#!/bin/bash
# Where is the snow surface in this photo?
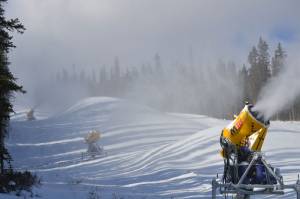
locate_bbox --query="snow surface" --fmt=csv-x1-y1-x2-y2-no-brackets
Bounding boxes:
2,97,300,198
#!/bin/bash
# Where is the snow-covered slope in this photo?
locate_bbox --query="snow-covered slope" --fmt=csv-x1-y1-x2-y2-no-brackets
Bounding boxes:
4,97,300,198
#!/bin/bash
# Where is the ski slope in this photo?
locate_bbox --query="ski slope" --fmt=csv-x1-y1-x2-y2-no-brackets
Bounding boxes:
3,97,300,198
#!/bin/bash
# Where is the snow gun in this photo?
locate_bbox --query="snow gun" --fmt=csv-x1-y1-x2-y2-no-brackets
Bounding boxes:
82,130,106,159
212,102,300,199
220,103,269,157
26,108,35,121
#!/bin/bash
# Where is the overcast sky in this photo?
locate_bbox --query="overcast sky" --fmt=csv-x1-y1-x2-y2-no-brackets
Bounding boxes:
5,0,300,84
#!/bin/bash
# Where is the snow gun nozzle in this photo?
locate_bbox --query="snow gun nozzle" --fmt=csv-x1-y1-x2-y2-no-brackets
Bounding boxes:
247,103,270,127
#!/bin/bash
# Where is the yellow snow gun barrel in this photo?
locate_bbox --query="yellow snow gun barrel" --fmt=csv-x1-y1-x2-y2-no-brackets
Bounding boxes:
220,104,270,157
85,130,101,143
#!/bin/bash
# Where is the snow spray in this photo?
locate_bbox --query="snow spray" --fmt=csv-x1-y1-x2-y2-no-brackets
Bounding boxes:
254,62,300,120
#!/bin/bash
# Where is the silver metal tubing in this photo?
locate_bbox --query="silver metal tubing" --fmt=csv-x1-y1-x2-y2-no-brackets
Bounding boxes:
212,178,217,199
261,158,284,185
237,154,257,185
212,177,300,198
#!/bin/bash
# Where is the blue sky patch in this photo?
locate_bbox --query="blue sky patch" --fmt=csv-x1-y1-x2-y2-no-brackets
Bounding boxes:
271,26,297,43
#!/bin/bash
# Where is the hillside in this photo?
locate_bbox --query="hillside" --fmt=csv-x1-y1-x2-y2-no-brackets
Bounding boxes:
3,97,300,198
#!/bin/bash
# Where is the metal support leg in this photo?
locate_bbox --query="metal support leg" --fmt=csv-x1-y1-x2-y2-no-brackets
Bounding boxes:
213,152,300,198
238,155,257,185
212,178,217,199
296,174,300,199
261,159,283,185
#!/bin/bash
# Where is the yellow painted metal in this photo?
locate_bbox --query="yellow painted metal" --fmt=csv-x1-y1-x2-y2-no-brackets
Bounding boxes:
85,130,101,143
220,105,269,156
249,128,267,151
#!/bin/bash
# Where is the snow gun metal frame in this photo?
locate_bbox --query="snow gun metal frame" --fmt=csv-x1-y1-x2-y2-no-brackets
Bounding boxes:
211,152,300,198
212,103,300,198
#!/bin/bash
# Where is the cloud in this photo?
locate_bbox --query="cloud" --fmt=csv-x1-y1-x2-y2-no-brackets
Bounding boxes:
4,0,300,111
6,0,300,69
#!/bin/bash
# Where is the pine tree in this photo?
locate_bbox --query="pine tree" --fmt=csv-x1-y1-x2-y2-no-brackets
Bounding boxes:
271,43,286,119
257,37,271,83
0,0,25,174
248,46,259,103
113,56,120,80
248,38,271,103
99,66,107,84
154,53,162,73
239,64,250,104
271,42,286,77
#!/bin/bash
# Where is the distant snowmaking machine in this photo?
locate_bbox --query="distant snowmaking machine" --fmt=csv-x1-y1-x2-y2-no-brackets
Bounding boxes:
212,103,300,199
26,108,35,121
82,130,105,159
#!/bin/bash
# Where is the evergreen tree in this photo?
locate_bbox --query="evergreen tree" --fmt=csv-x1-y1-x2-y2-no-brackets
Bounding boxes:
113,56,120,80
0,0,25,174
271,42,286,77
239,65,250,103
257,37,271,82
0,4,38,193
154,53,162,73
248,46,259,102
99,66,107,84
271,43,286,119
248,38,271,103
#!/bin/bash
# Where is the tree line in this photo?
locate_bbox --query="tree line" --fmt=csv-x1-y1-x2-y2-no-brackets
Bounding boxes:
55,38,299,120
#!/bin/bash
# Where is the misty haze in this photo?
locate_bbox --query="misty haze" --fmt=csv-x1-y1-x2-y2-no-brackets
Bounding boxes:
1,1,300,199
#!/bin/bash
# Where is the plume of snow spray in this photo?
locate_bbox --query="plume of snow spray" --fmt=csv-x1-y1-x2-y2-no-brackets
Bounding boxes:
254,62,300,120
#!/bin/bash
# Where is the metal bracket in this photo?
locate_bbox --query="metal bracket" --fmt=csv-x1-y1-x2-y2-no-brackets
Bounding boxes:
212,178,300,198
212,153,300,198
